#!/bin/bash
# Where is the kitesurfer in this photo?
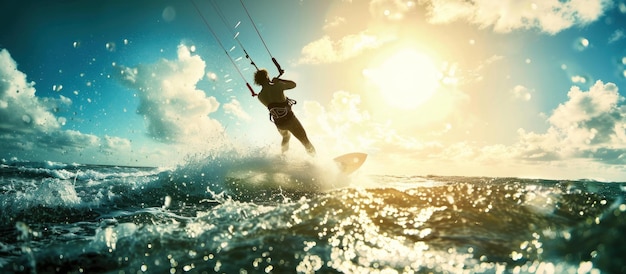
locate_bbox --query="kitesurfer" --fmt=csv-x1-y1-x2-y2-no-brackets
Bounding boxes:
254,69,316,156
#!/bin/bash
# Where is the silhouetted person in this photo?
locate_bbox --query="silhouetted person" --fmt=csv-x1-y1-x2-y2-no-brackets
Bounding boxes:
254,69,316,156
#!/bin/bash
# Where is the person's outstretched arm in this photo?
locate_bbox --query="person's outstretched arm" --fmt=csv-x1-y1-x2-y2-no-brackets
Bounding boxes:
272,78,296,90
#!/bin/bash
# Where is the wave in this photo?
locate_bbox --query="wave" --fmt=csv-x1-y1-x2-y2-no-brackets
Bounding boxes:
0,150,355,226
2,153,626,273
1,157,77,170
168,150,357,201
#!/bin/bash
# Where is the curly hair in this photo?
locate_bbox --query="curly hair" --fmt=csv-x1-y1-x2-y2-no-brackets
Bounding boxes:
254,69,270,86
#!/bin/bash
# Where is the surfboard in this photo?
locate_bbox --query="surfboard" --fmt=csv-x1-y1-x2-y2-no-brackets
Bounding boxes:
334,152,367,175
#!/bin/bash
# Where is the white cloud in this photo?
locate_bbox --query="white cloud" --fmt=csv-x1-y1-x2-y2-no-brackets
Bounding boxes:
517,81,626,164
37,130,100,152
118,44,223,144
223,99,251,121
301,90,459,169
297,90,475,176
419,81,626,178
298,32,394,64
0,49,64,133
294,82,626,180
323,16,347,30
298,0,412,65
101,135,132,154
302,90,387,153
369,0,416,20
0,48,132,162
511,85,533,101
549,81,623,145
608,29,625,44
417,0,611,34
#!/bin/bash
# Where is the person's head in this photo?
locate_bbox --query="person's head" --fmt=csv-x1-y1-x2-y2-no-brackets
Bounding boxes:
254,69,270,86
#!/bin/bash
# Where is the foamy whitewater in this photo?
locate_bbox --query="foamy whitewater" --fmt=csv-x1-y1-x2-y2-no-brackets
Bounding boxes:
1,152,625,273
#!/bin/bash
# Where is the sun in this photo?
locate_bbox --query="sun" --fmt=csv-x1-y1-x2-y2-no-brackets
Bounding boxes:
363,50,440,110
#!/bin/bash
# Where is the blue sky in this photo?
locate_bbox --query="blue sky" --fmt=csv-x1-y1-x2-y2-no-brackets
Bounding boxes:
2,0,626,180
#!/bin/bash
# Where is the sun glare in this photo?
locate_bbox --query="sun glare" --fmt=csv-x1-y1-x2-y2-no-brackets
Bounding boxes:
364,50,440,110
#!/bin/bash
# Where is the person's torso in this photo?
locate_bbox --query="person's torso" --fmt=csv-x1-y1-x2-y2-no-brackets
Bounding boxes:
258,84,286,107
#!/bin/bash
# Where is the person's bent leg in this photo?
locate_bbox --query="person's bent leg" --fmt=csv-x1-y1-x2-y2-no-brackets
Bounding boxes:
288,118,316,156
277,128,291,154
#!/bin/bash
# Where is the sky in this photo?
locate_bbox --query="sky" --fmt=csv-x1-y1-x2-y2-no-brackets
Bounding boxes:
2,0,626,181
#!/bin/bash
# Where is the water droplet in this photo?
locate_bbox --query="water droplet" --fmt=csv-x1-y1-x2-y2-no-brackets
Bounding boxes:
207,72,217,81
162,6,176,22
580,38,589,47
105,42,116,52
574,37,589,51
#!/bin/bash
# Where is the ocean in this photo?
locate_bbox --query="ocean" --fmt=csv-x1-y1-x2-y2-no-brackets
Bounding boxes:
1,153,625,274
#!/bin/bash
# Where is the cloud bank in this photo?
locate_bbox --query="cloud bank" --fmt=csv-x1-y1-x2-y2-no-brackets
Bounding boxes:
118,45,223,144
298,0,610,65
0,48,131,162
0,49,65,133
298,33,394,65
301,81,626,180
517,81,626,165
223,99,251,122
418,0,611,34
1,44,245,166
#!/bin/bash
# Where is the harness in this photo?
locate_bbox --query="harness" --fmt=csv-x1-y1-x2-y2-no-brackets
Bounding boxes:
267,98,297,126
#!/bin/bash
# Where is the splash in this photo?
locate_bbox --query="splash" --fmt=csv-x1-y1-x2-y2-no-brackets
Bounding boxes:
167,148,355,203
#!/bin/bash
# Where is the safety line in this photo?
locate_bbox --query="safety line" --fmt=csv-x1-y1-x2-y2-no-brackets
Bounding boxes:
238,0,272,57
209,0,260,71
190,0,257,96
238,0,284,77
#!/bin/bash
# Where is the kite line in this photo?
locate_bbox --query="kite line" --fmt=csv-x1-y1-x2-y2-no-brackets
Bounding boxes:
190,0,286,96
